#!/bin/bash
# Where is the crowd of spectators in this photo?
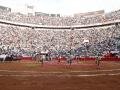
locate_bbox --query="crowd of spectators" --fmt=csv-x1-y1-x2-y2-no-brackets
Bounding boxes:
0,9,120,26
0,24,120,57
0,9,120,58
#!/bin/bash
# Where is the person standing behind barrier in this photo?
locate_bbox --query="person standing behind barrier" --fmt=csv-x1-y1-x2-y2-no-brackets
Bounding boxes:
40,54,45,65
41,49,48,65
58,55,62,63
35,53,41,63
95,56,101,67
76,55,80,64
67,54,72,65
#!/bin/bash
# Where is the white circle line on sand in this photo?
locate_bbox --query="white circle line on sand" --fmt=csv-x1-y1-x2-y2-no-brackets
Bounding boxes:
0,73,120,77
0,69,120,74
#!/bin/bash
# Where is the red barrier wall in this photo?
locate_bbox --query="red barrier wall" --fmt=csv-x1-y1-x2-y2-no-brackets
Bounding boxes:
22,56,33,60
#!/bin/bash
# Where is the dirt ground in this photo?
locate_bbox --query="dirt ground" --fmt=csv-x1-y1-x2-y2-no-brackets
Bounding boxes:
0,61,120,90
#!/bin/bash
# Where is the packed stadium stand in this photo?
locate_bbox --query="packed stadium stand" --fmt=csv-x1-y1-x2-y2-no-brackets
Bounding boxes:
0,9,120,61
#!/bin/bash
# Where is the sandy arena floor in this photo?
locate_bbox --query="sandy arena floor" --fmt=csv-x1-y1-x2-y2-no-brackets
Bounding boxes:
0,60,120,90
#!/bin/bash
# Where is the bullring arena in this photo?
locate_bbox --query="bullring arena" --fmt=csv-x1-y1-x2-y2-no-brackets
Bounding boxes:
1,61,120,90
1,8,120,90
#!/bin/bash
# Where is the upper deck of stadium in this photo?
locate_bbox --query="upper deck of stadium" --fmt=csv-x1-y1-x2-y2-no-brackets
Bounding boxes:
0,9,120,28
